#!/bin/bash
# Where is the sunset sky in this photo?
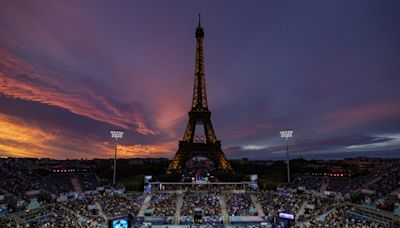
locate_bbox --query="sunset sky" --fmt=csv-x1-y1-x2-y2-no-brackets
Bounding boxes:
0,1,399,160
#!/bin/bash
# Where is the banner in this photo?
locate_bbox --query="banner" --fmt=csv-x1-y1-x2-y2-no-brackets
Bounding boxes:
144,176,152,193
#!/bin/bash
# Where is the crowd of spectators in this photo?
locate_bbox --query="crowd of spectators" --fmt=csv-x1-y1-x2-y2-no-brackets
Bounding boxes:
367,169,399,198
325,178,352,192
0,173,41,200
148,193,176,216
0,216,19,227
226,192,256,216
0,192,144,227
181,192,221,216
61,197,106,224
299,196,337,223
0,204,104,228
0,159,101,196
78,173,101,192
99,193,143,218
1,158,399,227
180,215,194,224
29,205,103,228
256,190,340,224
307,204,387,228
257,191,304,217
290,177,324,191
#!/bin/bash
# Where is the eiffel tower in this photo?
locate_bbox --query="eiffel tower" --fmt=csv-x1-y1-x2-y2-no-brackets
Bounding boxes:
168,16,234,175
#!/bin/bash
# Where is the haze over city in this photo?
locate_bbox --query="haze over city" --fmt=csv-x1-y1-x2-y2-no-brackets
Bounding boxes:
0,1,399,160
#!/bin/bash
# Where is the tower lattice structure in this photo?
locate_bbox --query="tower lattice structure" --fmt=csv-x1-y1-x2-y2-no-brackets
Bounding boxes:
168,16,234,174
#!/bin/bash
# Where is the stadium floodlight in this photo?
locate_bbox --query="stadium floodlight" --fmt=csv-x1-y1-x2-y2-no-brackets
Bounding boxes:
280,129,293,185
110,130,124,186
111,130,124,139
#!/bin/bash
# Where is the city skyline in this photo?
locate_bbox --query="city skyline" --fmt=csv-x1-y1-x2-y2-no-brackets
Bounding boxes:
0,1,400,160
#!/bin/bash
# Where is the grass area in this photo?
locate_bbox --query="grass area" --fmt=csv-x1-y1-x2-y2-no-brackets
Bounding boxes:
259,175,285,190
118,175,144,191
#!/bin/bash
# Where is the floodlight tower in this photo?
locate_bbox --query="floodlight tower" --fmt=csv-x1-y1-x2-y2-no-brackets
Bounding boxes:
280,129,293,185
110,130,124,186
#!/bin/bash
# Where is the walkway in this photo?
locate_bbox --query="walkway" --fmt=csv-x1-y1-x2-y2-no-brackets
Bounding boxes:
218,194,229,224
138,194,152,216
70,177,83,193
365,177,381,188
296,200,308,217
174,191,183,224
95,201,108,222
320,182,328,192
250,194,265,216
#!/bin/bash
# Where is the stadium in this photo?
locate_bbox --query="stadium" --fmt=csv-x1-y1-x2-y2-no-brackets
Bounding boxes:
1,1,400,228
0,157,399,227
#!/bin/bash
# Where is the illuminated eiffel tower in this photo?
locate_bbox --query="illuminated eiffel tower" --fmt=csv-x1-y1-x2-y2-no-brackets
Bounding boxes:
168,16,234,175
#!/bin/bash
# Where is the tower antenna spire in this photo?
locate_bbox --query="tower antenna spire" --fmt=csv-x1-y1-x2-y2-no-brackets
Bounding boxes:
198,13,201,27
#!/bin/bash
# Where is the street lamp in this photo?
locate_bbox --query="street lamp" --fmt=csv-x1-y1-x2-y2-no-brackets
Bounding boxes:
280,129,293,185
110,130,124,186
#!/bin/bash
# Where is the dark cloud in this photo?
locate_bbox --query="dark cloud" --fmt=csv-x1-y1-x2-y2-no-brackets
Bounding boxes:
225,134,397,160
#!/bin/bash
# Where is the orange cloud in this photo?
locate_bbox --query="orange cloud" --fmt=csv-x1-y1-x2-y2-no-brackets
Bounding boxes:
0,113,57,157
0,112,175,159
0,113,107,159
117,141,176,158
